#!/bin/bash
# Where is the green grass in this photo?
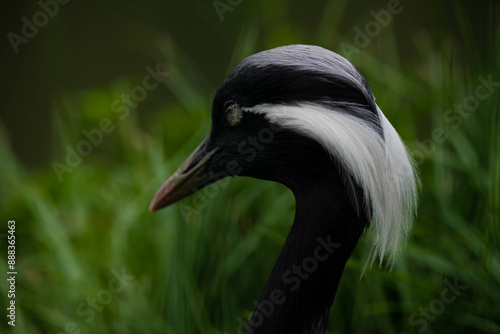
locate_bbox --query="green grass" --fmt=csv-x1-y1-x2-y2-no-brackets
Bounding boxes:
1,1,499,333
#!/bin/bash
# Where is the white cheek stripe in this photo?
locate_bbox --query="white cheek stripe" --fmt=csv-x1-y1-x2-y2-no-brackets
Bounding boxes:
244,103,419,273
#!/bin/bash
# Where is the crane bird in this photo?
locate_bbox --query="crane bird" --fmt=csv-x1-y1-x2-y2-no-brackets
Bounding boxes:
150,44,418,334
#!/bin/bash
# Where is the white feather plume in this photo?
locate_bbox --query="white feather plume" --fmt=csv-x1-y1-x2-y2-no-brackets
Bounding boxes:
245,102,419,273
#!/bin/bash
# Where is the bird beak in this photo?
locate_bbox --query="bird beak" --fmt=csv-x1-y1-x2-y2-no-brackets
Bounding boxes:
149,137,218,211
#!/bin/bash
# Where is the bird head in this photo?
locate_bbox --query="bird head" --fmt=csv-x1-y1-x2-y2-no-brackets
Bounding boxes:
150,44,418,270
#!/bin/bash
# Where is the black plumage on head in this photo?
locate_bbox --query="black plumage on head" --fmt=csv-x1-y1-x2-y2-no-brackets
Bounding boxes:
150,44,419,334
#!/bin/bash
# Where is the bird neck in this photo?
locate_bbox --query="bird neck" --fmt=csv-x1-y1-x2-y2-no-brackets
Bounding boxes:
245,180,367,334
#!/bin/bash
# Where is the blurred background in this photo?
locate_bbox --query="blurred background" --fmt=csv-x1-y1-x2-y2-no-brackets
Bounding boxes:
0,0,499,333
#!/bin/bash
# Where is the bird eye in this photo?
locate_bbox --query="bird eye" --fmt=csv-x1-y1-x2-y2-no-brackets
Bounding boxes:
225,103,243,126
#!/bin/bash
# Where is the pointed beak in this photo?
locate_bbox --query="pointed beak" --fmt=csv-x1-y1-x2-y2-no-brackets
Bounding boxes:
149,137,218,211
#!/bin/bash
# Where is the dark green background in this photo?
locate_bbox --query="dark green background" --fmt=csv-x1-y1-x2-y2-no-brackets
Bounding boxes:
0,0,499,333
